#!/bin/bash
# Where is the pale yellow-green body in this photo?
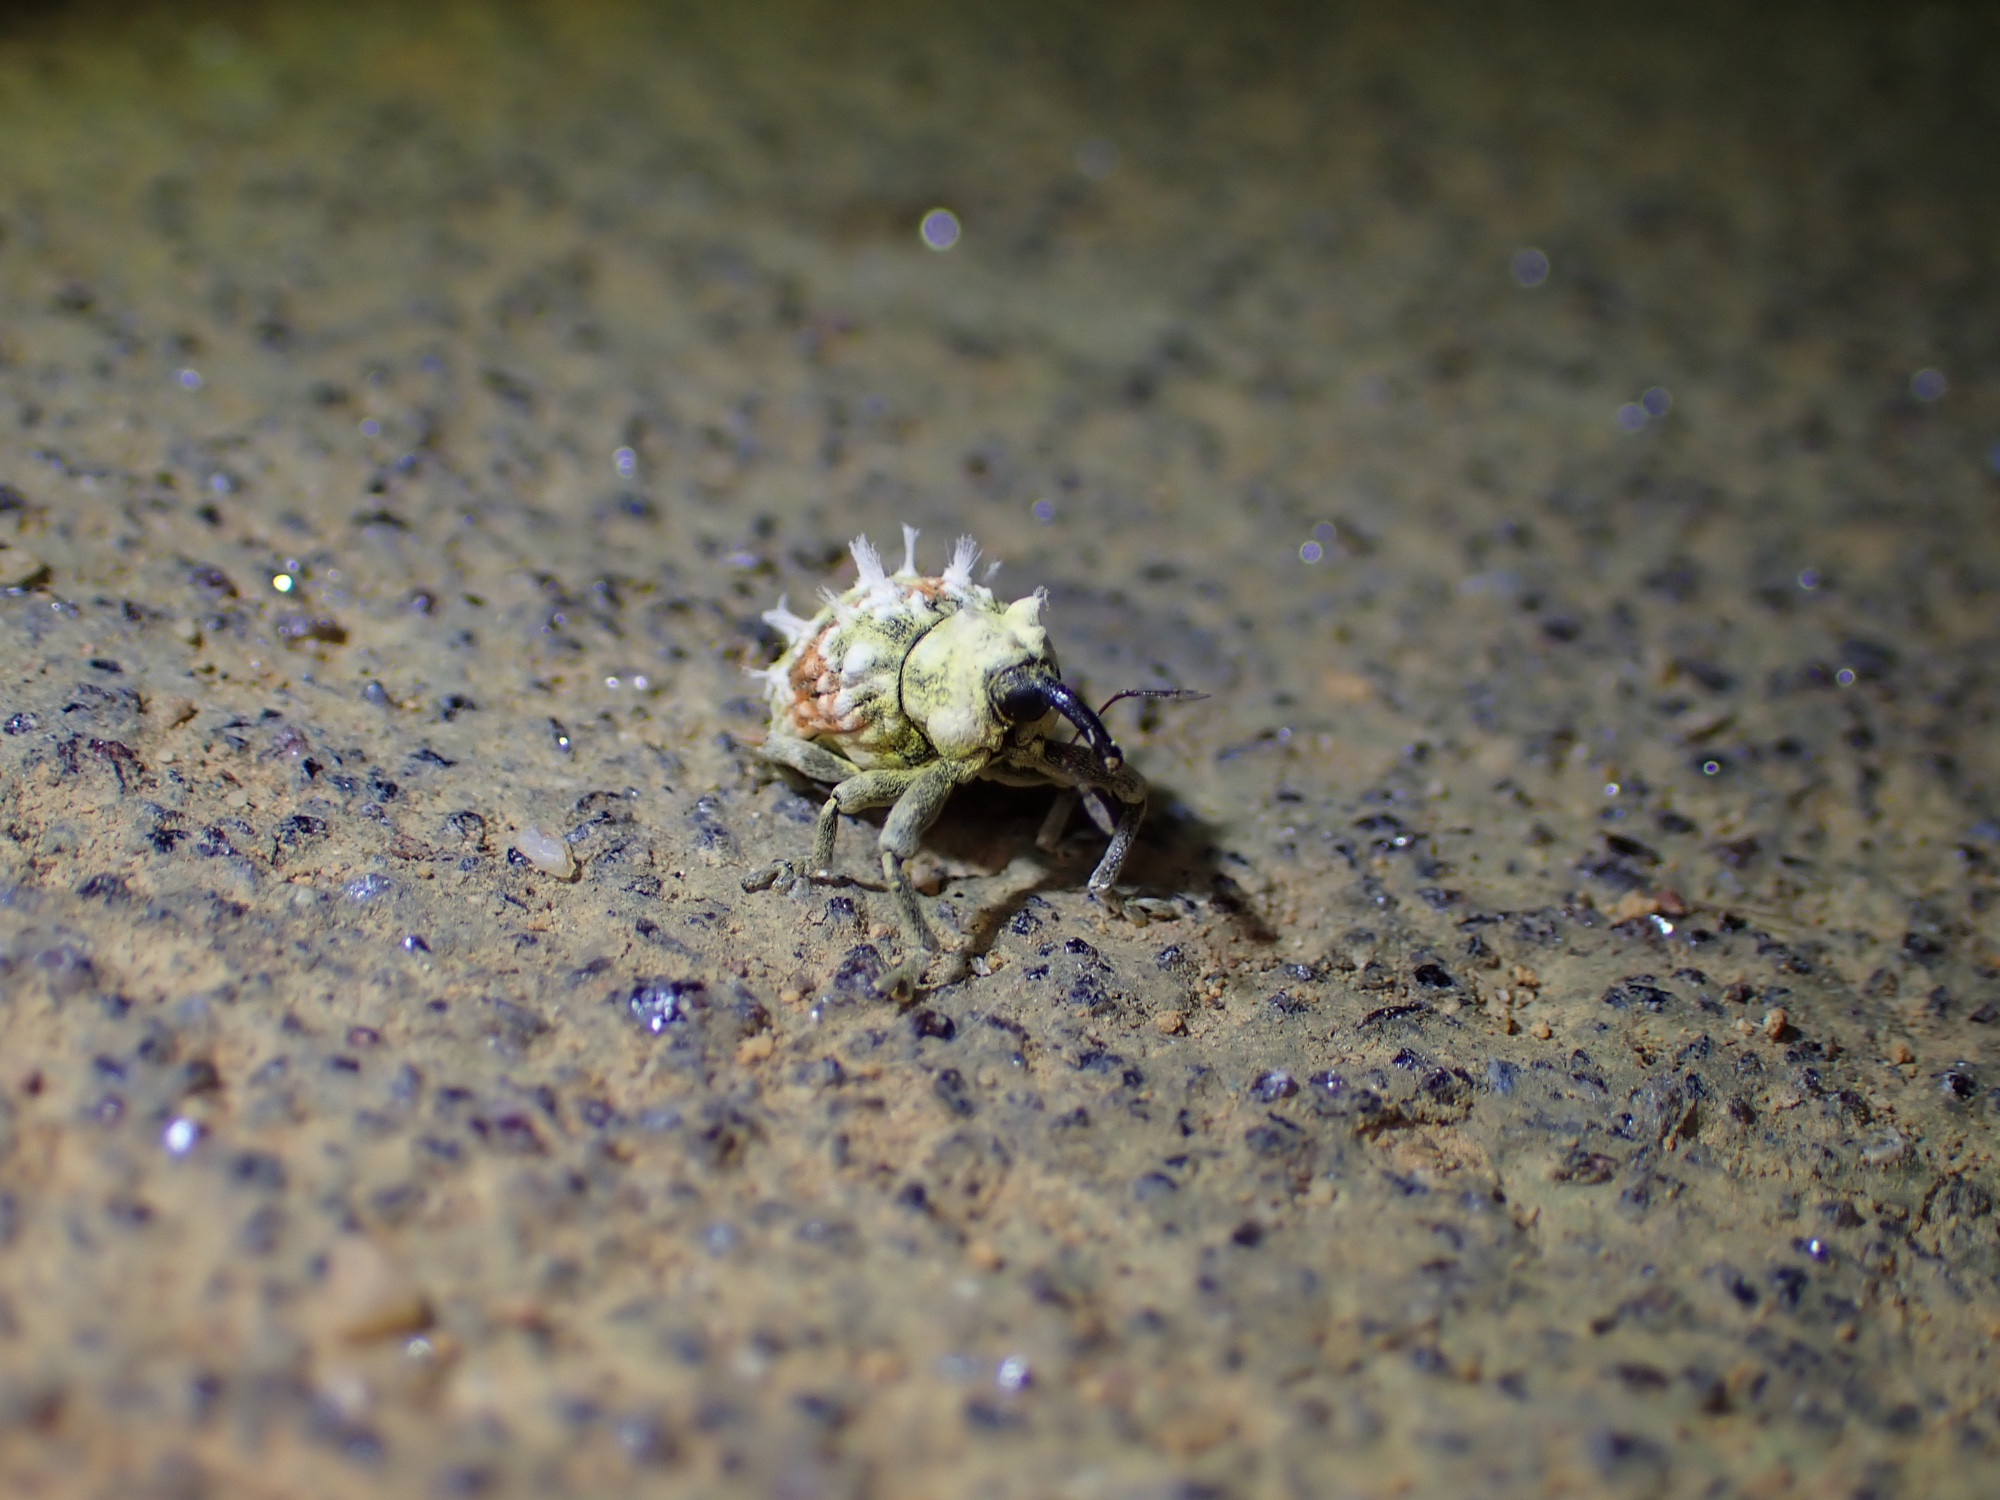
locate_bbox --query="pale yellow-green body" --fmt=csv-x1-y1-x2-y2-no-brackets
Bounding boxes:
747,529,1147,993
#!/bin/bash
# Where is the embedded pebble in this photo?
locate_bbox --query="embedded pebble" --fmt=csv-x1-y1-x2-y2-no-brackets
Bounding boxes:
516,825,575,878
0,546,46,587
316,1236,433,1343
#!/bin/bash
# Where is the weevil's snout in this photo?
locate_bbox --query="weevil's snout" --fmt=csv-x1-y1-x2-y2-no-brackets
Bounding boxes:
1043,680,1123,771
991,667,1121,767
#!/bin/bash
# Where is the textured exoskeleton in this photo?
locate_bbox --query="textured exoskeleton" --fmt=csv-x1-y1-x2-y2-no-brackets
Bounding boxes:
749,527,1145,987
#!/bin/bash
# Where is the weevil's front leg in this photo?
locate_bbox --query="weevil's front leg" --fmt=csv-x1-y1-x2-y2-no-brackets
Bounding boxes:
1088,781,1146,895
876,758,981,997
878,759,974,953
1038,740,1148,897
759,733,863,786
814,767,921,877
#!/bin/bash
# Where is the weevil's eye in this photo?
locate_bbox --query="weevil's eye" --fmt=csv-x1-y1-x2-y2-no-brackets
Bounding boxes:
992,673,1049,724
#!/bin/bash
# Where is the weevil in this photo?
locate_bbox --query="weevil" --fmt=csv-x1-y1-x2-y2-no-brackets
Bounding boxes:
747,527,1156,991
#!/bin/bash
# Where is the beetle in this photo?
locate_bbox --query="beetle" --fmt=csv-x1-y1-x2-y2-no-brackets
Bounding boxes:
746,527,1150,989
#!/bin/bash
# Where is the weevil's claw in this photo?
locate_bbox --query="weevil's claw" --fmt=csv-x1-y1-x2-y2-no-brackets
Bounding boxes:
878,945,967,1002
741,862,787,893
879,955,925,1003
742,859,823,897
1089,886,1177,926
1035,789,1078,854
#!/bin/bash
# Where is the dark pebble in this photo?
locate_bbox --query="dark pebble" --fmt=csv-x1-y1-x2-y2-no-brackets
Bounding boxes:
626,979,703,1033
1249,1069,1296,1103
933,1068,976,1118
910,1008,956,1042
963,1398,1026,1431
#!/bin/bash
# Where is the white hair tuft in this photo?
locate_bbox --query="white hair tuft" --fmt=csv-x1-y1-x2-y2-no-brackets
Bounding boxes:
850,534,886,587
943,534,981,590
760,596,814,645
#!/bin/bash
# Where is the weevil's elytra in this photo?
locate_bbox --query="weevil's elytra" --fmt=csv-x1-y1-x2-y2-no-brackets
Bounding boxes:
748,526,1149,992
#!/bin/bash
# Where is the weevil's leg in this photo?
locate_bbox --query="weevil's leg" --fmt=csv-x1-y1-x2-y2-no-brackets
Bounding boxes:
1039,741,1148,895
874,759,979,998
1035,789,1078,852
810,795,840,875
746,735,871,886
759,733,861,785
819,768,923,877
745,743,912,891
1087,779,1147,893
1079,788,1119,838
877,760,968,953
986,745,1080,853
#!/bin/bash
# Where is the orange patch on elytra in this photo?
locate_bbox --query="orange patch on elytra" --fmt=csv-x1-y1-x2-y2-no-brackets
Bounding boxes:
782,631,859,738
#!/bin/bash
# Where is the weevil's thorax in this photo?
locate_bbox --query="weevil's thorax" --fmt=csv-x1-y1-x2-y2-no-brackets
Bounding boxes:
900,594,1054,760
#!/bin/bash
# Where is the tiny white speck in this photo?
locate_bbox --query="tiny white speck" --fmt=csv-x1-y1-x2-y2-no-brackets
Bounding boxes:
605,676,620,690
1299,540,1323,564
271,573,294,593
614,446,637,477
996,1355,1032,1392
162,1117,201,1156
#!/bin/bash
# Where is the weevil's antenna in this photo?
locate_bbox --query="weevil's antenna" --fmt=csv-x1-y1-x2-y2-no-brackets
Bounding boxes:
1052,686,1207,757
1045,682,1121,770
1095,688,1210,714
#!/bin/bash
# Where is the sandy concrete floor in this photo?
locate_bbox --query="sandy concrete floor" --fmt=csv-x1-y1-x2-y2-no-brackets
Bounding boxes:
1,2,1997,1495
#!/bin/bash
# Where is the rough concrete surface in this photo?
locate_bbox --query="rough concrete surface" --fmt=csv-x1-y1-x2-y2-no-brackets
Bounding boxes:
1,3,1998,1496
